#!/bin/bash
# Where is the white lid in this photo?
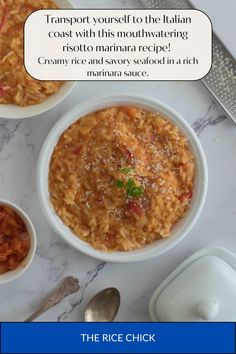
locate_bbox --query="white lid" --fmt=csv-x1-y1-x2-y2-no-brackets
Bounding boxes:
149,246,236,321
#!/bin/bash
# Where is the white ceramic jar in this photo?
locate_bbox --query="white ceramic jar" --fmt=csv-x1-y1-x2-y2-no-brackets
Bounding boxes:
149,246,236,321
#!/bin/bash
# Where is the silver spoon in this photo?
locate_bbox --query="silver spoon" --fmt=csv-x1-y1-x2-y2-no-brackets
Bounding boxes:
84,288,120,322
25,276,80,322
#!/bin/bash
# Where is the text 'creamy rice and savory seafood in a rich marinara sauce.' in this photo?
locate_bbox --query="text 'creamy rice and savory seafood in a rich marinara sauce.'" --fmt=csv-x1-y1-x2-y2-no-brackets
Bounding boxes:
0,0,63,106
49,106,195,252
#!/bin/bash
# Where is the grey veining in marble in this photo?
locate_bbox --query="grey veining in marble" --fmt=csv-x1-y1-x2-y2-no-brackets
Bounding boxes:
0,0,236,322
191,102,227,137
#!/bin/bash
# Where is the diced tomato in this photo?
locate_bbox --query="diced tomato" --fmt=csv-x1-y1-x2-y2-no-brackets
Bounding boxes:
0,81,10,97
121,106,137,119
0,206,30,274
178,191,193,202
0,86,6,97
123,145,134,160
0,212,5,223
96,193,104,206
0,263,8,274
0,7,9,33
178,162,187,168
105,232,116,248
151,134,157,142
127,200,144,216
72,145,82,155
116,160,122,168
7,256,18,270
10,237,22,252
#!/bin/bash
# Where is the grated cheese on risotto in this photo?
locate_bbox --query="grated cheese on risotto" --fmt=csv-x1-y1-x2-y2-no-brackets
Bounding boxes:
49,106,195,252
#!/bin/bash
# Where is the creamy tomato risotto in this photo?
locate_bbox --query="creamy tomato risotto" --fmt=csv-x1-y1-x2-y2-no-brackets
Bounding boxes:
0,0,63,106
49,106,195,252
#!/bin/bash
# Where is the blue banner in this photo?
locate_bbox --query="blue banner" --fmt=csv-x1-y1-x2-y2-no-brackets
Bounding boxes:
1,322,235,354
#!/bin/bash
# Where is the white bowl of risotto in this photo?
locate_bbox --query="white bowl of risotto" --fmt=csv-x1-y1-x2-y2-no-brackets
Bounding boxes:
0,0,75,119
37,95,208,263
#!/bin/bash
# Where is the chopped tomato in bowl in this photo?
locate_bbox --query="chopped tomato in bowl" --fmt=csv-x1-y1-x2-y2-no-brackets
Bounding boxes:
0,200,36,283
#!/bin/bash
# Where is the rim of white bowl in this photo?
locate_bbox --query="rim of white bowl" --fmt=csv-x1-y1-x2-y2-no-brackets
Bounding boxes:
0,81,77,120
0,200,37,284
0,0,75,120
37,94,208,263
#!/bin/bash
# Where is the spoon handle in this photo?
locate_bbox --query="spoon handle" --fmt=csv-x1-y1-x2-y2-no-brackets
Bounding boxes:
25,276,80,322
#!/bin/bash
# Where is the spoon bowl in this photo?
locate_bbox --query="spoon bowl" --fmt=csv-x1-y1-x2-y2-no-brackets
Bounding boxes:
84,288,120,322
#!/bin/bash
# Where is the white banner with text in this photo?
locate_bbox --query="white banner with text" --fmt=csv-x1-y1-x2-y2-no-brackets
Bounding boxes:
24,10,212,81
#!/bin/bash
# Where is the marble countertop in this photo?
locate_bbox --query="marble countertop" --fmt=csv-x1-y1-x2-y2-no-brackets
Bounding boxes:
1,0,236,322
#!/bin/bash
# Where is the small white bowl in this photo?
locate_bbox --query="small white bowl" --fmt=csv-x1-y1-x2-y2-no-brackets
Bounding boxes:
0,0,75,120
37,95,208,263
0,200,37,284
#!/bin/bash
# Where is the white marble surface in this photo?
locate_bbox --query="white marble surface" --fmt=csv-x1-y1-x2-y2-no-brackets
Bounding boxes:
0,0,236,322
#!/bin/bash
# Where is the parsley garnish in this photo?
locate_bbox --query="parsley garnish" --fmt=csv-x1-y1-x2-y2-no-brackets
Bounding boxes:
126,179,144,197
120,167,133,174
126,178,135,191
115,178,144,198
127,186,144,198
116,180,125,189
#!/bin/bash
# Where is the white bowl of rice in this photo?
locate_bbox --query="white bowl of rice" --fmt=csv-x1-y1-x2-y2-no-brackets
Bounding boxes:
0,0,75,119
37,95,208,263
